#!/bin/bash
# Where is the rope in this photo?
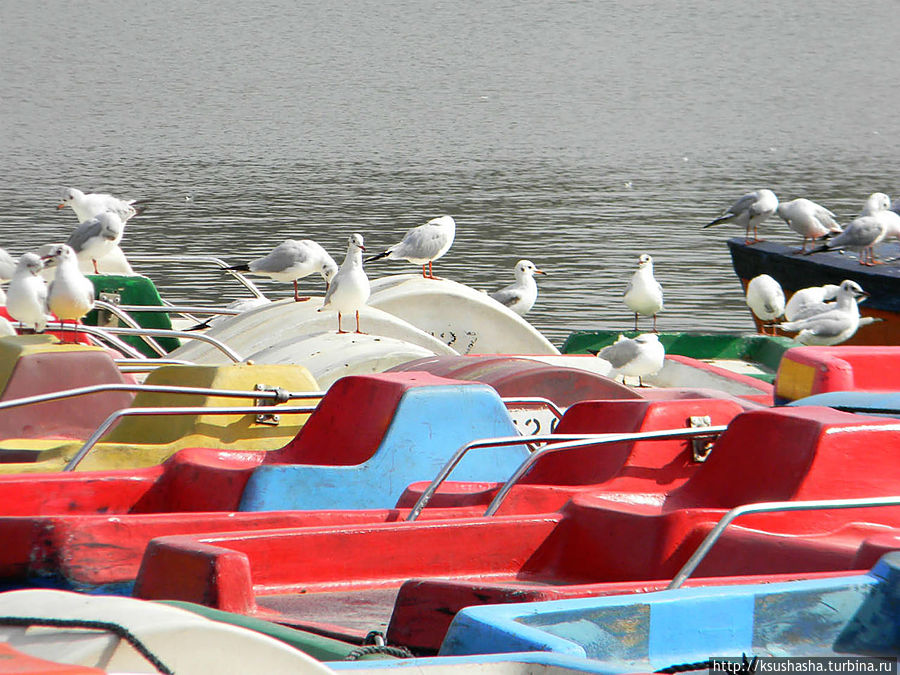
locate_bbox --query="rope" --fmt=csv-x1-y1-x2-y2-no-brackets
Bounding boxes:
343,644,415,660
656,654,759,674
0,616,174,675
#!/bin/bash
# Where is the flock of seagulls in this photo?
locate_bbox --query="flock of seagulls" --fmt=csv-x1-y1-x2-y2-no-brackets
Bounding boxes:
0,182,894,384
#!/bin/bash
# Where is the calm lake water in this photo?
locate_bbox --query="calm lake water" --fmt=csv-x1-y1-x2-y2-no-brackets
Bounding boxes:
2,1,899,346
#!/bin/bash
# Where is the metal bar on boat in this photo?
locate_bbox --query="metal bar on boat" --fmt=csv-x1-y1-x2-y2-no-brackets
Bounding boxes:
74,325,244,362
667,495,900,590
114,305,245,315
126,254,268,299
92,301,169,357
483,426,729,517
0,383,326,412
63,403,320,471
12,322,148,360
501,397,565,420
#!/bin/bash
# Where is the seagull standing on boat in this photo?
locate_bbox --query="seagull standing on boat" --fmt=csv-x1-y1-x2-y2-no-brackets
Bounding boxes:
66,211,127,274
778,279,868,345
57,187,144,224
594,333,665,386
44,244,95,325
318,233,370,334
624,254,663,332
365,215,455,279
804,215,886,265
488,260,546,316
784,284,841,322
228,239,338,301
776,198,842,251
704,189,779,243
6,253,50,333
857,192,900,244
745,274,785,334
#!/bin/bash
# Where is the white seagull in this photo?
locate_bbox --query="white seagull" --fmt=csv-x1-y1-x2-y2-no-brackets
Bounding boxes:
624,253,663,331
66,211,127,274
805,215,886,265
0,248,16,283
784,284,841,322
44,244,95,324
488,260,546,316
776,198,842,251
6,253,50,332
704,189,779,243
57,187,144,223
859,193,900,243
366,215,456,279
595,333,666,387
745,274,785,334
779,279,868,345
228,239,337,302
318,233,370,333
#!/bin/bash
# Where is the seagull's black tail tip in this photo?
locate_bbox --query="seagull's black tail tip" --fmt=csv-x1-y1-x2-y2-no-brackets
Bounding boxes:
227,262,251,272
364,251,390,263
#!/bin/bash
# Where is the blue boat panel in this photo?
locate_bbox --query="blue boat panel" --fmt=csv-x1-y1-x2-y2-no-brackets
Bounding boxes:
786,391,900,418
239,383,529,511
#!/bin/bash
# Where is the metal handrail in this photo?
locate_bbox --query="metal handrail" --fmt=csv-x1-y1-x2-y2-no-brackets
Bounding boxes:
0,383,326,412
484,426,728,516
13,321,147,360
405,425,726,521
73,325,244,362
63,403,320,471
667,495,900,589
93,301,169,357
501,396,565,421
114,305,245,316
126,254,267,299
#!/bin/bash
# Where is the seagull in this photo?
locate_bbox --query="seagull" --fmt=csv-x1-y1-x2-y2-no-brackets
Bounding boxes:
704,189,779,243
318,233,370,333
776,198,842,251
779,280,868,345
488,260,546,316
804,215,886,265
366,215,455,279
66,211,126,274
0,317,15,337
624,253,663,331
745,274,785,334
784,284,841,322
228,239,337,301
43,244,95,324
594,333,666,386
860,192,892,217
0,248,16,283
6,253,50,332
57,187,144,223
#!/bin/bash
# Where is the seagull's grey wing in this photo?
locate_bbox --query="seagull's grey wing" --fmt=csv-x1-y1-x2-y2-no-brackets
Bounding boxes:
395,224,447,259
782,310,852,338
830,218,881,248
251,240,308,273
812,204,840,228
66,219,103,253
728,193,758,217
0,248,16,282
598,339,641,369
489,286,523,308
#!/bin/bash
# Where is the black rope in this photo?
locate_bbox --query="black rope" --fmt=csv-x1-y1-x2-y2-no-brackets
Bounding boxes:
0,616,174,675
656,654,759,674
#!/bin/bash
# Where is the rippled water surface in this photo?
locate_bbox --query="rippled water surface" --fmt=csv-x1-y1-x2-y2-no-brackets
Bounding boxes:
2,1,899,346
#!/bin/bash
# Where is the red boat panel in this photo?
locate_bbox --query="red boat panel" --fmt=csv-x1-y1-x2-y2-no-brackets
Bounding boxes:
775,345,900,403
388,355,640,406
0,307,93,345
0,338,133,444
128,406,900,643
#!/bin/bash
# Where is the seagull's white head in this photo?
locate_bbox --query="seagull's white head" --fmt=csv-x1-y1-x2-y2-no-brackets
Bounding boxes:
515,259,546,280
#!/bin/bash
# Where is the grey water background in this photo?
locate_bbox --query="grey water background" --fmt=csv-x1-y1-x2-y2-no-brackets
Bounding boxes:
2,1,899,347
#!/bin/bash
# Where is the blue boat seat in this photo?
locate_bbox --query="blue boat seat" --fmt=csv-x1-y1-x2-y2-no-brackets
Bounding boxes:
238,372,529,511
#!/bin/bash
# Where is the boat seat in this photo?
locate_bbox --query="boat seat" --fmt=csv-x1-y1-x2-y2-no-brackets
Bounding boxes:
395,396,746,510
238,372,530,511
775,345,900,404
0,335,133,445
0,362,319,473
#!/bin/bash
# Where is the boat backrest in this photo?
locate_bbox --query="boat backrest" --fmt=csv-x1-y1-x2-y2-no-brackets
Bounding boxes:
667,406,900,509
0,335,133,441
